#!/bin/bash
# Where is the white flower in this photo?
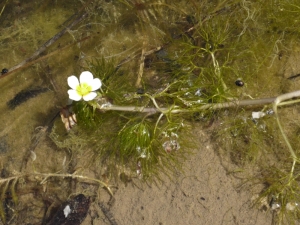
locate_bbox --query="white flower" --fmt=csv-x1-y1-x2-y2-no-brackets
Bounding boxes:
67,71,102,101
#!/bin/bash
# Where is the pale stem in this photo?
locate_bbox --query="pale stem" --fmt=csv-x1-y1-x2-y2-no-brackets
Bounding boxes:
135,38,147,88
273,90,300,177
0,172,113,196
210,51,227,91
96,96,278,114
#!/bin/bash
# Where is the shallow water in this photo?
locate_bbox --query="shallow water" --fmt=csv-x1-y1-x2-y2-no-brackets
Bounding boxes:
0,0,300,224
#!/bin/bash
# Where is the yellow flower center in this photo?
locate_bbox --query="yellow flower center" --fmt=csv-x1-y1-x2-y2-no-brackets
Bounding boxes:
76,83,92,96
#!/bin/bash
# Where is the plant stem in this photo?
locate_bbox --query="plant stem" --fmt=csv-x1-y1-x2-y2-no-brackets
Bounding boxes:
0,171,113,196
96,96,278,114
273,90,300,177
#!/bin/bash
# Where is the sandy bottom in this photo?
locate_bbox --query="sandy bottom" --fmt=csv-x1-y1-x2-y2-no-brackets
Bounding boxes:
81,128,272,225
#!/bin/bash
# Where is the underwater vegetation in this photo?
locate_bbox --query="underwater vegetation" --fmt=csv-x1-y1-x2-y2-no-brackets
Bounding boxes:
0,0,300,224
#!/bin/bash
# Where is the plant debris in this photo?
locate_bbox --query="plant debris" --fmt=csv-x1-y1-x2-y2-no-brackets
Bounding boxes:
46,194,90,225
7,87,48,109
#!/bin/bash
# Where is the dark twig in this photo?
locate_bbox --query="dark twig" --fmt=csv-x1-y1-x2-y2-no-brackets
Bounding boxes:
98,202,118,225
0,12,88,79
0,35,91,80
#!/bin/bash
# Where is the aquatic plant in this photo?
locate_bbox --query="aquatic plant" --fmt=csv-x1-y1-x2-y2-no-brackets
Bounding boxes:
67,71,102,101
1,0,300,224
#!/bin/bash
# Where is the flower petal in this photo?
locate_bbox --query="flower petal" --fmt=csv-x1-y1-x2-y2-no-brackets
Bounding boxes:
67,76,79,90
91,78,102,91
68,89,82,101
83,92,97,101
79,71,93,85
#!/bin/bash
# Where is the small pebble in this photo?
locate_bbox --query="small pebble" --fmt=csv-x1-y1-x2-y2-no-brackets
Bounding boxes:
235,79,244,87
1,68,8,75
